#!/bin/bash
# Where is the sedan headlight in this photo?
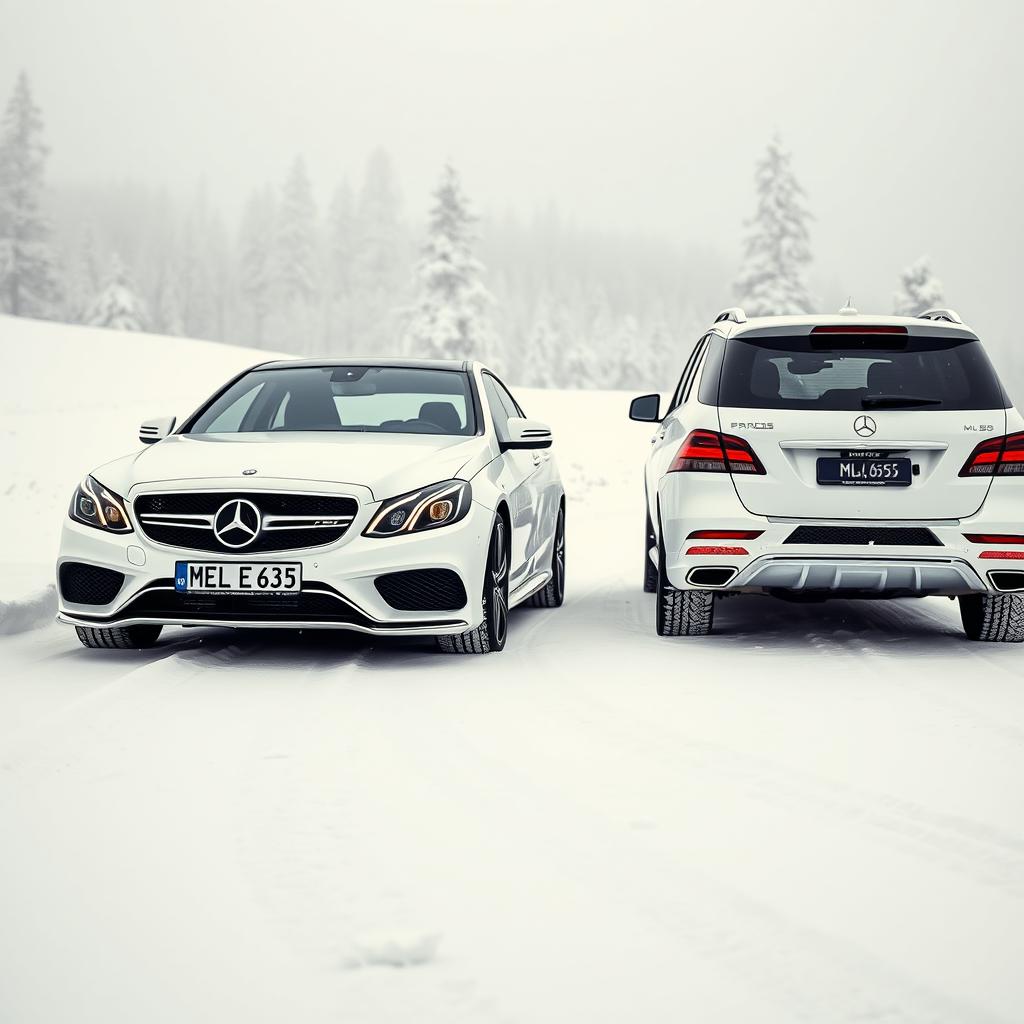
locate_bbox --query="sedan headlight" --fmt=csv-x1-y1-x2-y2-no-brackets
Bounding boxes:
69,476,133,534
364,479,472,538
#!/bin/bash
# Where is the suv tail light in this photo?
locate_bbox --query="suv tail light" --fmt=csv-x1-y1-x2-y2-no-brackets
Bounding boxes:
959,431,1024,477
669,429,765,475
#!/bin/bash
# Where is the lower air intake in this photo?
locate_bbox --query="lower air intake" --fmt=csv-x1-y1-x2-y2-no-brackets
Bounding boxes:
374,569,468,611
785,526,941,547
59,562,126,605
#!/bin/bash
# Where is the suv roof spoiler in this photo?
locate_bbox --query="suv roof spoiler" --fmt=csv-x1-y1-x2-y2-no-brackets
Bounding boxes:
918,308,963,324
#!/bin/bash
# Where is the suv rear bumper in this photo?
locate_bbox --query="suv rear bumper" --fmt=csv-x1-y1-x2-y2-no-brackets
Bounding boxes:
720,555,986,597
658,476,1024,596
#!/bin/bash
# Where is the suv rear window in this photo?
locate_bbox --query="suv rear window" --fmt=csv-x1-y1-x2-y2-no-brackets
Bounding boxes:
716,334,1008,411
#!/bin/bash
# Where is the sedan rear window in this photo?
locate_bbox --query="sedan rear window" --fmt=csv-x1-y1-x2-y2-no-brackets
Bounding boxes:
716,334,1008,411
189,366,477,435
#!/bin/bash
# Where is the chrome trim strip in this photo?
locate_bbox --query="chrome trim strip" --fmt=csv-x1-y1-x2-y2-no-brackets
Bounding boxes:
779,440,949,451
57,613,469,635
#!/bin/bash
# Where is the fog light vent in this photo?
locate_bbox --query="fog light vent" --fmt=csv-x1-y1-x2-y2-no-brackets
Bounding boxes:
59,562,125,605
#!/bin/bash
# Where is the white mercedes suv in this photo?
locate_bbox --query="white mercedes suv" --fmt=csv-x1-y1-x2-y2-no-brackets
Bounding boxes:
630,308,1024,641
56,359,565,654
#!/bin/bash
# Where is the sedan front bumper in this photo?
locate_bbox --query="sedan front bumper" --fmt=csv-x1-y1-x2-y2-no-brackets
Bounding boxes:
56,497,494,636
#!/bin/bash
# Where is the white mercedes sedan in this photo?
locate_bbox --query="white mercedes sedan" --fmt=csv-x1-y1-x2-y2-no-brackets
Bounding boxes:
56,359,566,654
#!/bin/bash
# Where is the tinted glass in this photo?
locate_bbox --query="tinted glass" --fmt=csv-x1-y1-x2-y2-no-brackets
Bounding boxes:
716,335,1007,411
482,374,514,441
189,366,476,435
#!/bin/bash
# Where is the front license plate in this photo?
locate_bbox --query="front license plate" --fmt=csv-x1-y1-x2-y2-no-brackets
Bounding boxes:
174,561,302,593
817,458,912,487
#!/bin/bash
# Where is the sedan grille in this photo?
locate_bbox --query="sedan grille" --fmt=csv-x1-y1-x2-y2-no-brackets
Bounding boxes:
133,491,359,553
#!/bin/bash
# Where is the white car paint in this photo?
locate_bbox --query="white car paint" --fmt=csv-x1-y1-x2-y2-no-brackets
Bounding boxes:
635,310,1024,635
55,359,564,643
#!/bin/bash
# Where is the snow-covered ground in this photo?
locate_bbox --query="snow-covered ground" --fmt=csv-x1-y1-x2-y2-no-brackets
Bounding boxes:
2,317,1024,1023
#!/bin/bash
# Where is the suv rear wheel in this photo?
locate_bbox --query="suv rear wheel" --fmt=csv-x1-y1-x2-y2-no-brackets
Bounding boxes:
656,530,714,637
959,593,1024,642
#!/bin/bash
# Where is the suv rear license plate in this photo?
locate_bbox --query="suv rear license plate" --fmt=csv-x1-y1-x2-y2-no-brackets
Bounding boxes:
174,561,302,593
817,457,912,487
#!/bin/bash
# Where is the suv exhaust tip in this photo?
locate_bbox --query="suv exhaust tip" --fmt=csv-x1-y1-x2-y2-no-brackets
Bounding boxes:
686,567,737,588
989,571,1024,593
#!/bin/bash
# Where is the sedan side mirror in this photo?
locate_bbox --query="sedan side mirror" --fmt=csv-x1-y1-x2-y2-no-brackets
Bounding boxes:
500,417,553,451
139,416,176,445
629,394,661,422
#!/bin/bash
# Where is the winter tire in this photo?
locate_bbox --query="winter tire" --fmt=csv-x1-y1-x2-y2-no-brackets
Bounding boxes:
959,593,1024,642
643,507,658,593
75,624,163,649
438,516,510,654
656,531,714,637
527,505,566,608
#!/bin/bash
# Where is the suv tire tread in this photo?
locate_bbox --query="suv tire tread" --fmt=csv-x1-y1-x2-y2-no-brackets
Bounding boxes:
960,593,1024,642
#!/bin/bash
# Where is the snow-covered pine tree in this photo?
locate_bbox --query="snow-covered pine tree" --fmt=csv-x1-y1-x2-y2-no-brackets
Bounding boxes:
0,71,60,317
403,163,497,362
238,186,277,346
86,253,148,331
735,136,814,316
276,157,318,307
327,179,354,299
353,148,408,352
893,256,944,316
273,158,319,353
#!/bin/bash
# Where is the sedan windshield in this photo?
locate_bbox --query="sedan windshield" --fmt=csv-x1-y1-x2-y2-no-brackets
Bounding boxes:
188,366,477,436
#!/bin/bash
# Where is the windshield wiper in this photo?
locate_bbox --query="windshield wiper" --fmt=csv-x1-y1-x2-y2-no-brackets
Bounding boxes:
861,394,942,409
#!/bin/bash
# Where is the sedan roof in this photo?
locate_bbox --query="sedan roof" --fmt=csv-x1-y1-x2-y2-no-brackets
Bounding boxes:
256,357,472,372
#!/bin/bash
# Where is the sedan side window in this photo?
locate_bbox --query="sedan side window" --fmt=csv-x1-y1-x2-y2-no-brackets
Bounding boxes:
482,375,513,442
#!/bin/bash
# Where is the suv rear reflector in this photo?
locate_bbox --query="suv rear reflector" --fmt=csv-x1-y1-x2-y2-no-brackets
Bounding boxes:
687,529,764,540
686,545,749,556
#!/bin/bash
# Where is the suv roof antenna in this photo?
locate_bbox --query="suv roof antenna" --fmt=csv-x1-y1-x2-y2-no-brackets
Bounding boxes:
838,297,858,315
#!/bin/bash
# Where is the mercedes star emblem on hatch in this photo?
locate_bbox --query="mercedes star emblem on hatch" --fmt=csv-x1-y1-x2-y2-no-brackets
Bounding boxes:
213,499,262,548
853,415,877,438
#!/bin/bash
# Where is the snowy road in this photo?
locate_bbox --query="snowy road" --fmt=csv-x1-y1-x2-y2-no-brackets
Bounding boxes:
3,568,1024,1023
3,319,1024,1022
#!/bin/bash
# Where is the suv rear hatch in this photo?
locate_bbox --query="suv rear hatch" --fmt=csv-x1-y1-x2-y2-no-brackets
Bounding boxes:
714,325,1008,520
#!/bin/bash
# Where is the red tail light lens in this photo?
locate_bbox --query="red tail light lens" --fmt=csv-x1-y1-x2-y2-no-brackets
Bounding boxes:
687,530,764,540
980,551,1024,560
669,429,765,475
960,431,1024,476
964,534,1024,544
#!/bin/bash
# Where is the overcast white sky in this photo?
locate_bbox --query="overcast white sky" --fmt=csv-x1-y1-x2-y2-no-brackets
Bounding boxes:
3,0,1022,341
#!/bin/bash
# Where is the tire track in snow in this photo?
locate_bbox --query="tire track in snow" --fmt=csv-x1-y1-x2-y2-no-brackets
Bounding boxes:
330,670,1007,1024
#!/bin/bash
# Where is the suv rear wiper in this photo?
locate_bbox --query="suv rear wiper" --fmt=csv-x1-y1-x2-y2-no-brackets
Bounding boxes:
861,394,942,409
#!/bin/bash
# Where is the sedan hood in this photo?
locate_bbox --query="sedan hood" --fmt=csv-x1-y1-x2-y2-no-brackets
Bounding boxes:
96,432,491,502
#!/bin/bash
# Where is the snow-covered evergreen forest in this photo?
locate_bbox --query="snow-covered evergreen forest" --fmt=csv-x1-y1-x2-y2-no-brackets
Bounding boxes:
0,72,957,389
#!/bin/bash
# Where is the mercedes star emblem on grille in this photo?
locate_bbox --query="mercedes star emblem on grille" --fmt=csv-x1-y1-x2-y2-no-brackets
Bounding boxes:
853,414,877,438
213,499,262,548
